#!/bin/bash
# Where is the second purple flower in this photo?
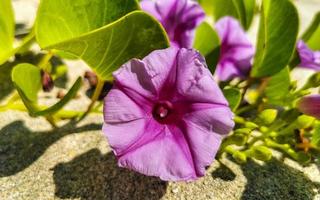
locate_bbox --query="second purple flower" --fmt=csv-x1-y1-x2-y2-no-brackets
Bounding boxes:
214,17,255,81
141,0,205,48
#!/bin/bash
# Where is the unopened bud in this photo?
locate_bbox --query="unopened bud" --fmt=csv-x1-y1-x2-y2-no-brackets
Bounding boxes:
41,70,54,92
250,146,272,161
229,133,248,146
244,122,258,129
84,71,98,87
294,152,311,164
232,151,247,163
303,72,320,89
258,109,278,125
297,95,320,119
296,115,315,129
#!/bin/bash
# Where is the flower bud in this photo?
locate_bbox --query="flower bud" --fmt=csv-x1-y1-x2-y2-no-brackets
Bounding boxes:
293,152,311,164
229,133,248,146
84,71,98,87
234,128,252,135
303,72,320,89
244,122,259,129
232,151,247,163
297,95,320,119
41,70,54,92
296,115,315,129
258,109,278,125
250,146,272,161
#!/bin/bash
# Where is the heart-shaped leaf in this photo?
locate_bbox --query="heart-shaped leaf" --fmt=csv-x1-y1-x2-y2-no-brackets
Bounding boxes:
12,64,42,104
251,0,299,77
12,63,82,117
0,0,15,64
35,0,169,81
302,12,320,50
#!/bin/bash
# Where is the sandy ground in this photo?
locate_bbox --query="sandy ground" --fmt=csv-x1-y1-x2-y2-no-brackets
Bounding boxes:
1,0,320,199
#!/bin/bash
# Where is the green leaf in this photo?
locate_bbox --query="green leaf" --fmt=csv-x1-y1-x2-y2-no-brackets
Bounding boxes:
198,0,214,17
301,12,320,50
193,21,220,73
11,64,42,103
209,0,255,30
211,0,238,21
194,22,220,56
242,0,256,30
35,0,169,81
223,87,241,111
265,67,291,105
232,0,256,30
12,63,82,117
251,0,299,77
311,123,320,147
193,22,220,74
0,0,15,64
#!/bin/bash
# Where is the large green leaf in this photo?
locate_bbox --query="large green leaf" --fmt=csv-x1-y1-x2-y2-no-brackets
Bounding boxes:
0,0,15,64
251,0,299,78
12,63,82,117
302,12,320,50
198,0,214,17
210,0,255,30
265,67,291,106
211,0,238,21
240,0,256,30
35,0,169,81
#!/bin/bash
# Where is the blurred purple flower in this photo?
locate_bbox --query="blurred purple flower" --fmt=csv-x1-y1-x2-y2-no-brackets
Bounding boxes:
102,47,234,181
296,40,320,70
141,0,205,48
214,17,255,81
297,95,320,119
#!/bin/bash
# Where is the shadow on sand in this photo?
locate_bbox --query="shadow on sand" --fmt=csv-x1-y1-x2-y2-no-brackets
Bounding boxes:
52,149,167,200
212,158,320,200
0,120,101,177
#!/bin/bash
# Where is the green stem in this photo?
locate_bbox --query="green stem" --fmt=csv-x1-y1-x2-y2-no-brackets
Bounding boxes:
78,77,105,121
0,102,101,119
236,105,255,115
38,51,53,70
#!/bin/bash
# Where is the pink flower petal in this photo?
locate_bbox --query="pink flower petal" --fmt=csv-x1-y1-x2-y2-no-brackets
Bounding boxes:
174,48,229,105
118,125,198,181
174,120,223,176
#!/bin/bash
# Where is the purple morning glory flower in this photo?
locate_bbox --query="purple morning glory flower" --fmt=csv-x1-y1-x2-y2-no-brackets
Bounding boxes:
140,0,205,48
296,40,320,70
102,47,234,181
297,95,320,119
214,17,255,81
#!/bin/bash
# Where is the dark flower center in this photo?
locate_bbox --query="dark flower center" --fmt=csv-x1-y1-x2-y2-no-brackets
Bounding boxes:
152,101,173,123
